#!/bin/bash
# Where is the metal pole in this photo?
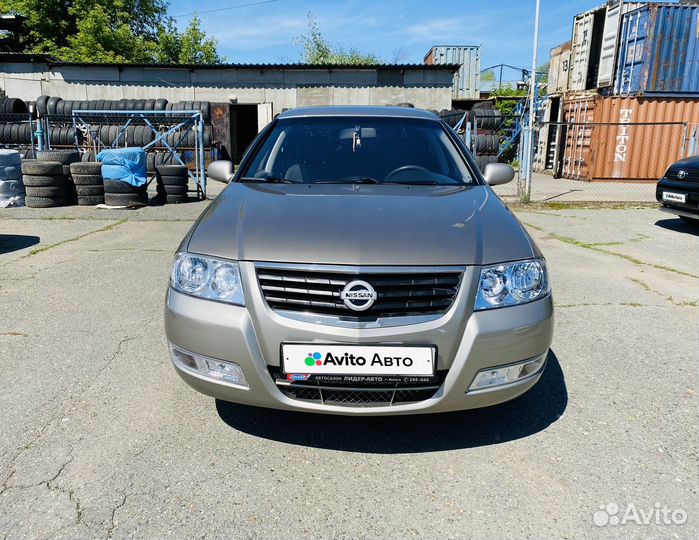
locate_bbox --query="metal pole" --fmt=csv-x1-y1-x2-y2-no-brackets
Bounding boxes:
525,0,541,201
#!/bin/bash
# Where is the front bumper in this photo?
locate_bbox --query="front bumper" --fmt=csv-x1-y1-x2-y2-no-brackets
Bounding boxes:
656,179,699,218
164,263,554,415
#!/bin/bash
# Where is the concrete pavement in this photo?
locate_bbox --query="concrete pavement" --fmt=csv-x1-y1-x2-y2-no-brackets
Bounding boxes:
0,192,697,539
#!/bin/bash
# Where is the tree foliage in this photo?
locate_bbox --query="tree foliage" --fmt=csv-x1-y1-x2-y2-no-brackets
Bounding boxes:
296,13,379,65
0,0,223,64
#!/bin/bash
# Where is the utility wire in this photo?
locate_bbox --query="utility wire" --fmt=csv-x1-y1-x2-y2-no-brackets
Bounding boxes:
172,0,279,19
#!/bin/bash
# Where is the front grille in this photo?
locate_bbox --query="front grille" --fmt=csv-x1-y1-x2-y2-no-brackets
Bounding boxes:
256,265,463,320
279,385,439,406
271,367,445,407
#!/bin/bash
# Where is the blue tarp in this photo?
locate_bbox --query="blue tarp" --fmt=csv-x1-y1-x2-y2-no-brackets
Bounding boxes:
96,147,147,187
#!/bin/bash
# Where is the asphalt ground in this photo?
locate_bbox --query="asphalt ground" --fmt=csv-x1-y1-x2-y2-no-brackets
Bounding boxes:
1,185,697,540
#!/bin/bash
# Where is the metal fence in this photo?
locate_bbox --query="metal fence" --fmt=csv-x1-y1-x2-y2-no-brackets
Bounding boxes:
42,110,211,197
492,120,698,203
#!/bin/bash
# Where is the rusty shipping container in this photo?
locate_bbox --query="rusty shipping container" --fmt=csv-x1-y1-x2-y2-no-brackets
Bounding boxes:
568,6,606,92
596,0,643,87
560,95,699,181
547,41,571,95
614,3,699,95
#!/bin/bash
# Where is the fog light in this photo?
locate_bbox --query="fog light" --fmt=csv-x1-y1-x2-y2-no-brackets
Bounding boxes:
169,343,249,388
468,353,546,392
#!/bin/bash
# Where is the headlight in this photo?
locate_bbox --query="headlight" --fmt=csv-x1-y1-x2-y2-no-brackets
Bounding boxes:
474,258,549,310
170,252,245,305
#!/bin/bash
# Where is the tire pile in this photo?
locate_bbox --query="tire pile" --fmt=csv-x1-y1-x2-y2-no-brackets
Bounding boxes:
36,149,81,204
155,165,189,204
0,149,24,207
70,162,104,206
470,110,504,172
22,161,70,208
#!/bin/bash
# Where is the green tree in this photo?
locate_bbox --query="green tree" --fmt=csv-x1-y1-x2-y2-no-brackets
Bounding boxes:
0,0,223,64
481,70,496,82
296,13,379,65
178,15,223,64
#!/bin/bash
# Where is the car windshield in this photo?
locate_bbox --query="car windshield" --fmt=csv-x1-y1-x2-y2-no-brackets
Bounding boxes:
240,116,474,185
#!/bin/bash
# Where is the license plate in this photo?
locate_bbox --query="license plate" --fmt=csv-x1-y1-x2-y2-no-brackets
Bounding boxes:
282,344,435,377
663,191,686,203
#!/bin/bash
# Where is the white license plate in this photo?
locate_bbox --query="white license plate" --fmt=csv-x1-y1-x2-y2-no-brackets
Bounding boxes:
663,191,686,203
282,344,435,376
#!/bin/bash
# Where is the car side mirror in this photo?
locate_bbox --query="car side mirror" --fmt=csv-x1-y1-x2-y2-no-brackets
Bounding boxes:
207,160,235,183
483,163,515,186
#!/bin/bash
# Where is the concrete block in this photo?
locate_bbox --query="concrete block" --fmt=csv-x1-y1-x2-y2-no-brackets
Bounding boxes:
263,88,297,115
297,86,333,107
223,87,267,104
2,78,42,101
331,86,371,106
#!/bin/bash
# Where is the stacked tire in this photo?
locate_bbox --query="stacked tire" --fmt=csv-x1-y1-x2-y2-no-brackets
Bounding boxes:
36,150,80,204
103,178,148,207
21,161,68,208
70,162,104,206
155,165,189,204
0,149,25,207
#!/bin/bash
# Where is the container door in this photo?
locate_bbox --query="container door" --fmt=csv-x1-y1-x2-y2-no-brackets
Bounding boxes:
569,12,596,91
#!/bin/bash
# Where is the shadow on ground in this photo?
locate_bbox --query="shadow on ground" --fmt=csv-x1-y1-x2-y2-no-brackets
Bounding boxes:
655,218,699,236
216,350,567,453
0,234,39,255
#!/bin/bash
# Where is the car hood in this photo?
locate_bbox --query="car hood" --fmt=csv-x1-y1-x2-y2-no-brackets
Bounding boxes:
665,155,699,182
186,183,538,266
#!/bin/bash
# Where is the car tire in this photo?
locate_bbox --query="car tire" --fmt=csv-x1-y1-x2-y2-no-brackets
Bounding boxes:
21,161,63,176
25,185,66,198
156,164,188,177
25,196,65,208
75,185,104,196
104,192,148,206
70,162,102,176
77,195,105,206
36,150,80,165
103,179,147,194
161,184,188,195
72,174,103,186
22,174,66,187
165,194,189,204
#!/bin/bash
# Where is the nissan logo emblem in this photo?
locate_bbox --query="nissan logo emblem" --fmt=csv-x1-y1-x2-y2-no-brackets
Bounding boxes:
677,169,688,180
340,280,377,311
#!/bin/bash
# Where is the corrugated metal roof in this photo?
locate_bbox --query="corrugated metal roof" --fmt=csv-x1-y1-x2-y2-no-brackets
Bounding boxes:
48,61,461,71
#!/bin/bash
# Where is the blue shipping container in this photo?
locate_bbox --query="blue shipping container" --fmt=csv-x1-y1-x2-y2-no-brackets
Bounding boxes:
614,4,699,95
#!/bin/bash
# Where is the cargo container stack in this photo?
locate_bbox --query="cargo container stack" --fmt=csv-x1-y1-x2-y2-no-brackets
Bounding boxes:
538,0,699,181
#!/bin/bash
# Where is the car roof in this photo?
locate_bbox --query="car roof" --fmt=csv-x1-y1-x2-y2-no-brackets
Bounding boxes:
278,106,439,120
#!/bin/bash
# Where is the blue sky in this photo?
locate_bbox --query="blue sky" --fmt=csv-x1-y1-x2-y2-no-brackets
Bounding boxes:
169,0,601,74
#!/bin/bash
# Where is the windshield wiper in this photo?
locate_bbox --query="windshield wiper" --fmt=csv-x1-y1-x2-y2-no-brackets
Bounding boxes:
316,177,380,184
239,176,294,184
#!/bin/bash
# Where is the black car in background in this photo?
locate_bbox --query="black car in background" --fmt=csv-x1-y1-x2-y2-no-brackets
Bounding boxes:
656,156,699,224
